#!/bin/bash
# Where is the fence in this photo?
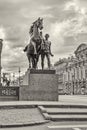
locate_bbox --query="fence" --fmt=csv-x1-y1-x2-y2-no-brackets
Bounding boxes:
0,86,19,101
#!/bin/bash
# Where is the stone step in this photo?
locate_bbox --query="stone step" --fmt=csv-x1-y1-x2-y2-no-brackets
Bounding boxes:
43,104,87,108
38,106,87,121
45,108,87,114
0,101,87,109
38,106,87,114
49,114,87,121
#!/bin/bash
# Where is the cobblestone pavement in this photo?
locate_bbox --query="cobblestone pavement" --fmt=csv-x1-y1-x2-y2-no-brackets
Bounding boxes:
0,108,45,125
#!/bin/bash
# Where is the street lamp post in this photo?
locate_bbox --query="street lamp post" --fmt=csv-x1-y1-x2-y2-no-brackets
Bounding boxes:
0,39,3,86
18,67,21,86
73,81,74,95
72,76,74,95
13,73,15,85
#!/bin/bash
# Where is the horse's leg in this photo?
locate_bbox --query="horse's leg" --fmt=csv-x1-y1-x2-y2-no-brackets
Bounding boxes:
35,54,39,69
32,54,38,69
33,55,38,69
34,58,37,69
27,54,31,68
29,58,31,69
31,55,35,69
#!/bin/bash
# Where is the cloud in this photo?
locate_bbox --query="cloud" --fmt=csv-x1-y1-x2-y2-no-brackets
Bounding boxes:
2,43,28,73
0,0,87,74
51,2,87,35
49,0,87,61
64,0,79,12
0,27,5,39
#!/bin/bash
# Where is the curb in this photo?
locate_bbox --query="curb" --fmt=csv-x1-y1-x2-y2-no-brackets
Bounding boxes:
1,102,87,109
0,120,50,128
42,104,87,108
38,106,47,113
38,106,51,120
42,113,51,120
1,104,87,109
50,117,87,121
0,105,36,109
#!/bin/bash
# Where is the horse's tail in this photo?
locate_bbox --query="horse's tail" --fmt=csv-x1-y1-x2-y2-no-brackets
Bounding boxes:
29,25,33,36
25,41,35,55
23,45,28,52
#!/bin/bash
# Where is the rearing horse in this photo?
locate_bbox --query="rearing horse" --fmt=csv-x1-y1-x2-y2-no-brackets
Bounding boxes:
24,18,43,69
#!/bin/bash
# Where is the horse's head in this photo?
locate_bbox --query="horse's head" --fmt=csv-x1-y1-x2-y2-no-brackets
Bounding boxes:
29,18,43,36
34,17,43,30
38,17,43,30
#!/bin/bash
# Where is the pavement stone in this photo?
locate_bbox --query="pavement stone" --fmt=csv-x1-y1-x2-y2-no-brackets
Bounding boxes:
45,108,87,114
0,107,49,128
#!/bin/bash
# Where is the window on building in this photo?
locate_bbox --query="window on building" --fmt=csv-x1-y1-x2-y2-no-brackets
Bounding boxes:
81,55,83,59
68,72,70,81
77,67,79,80
86,54,87,58
81,67,83,79
85,69,87,78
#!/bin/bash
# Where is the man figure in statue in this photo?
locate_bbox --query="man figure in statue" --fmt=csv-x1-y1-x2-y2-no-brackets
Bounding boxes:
41,34,53,70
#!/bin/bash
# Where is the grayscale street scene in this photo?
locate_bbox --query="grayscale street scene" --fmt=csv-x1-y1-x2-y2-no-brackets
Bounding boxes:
0,0,87,130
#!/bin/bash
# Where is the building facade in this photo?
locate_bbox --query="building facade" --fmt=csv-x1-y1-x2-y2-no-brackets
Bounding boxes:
0,39,3,85
54,58,69,94
54,43,87,95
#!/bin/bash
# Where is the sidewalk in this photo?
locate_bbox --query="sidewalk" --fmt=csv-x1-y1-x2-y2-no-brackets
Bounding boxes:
59,95,87,103
0,106,49,128
0,95,86,107
0,95,87,128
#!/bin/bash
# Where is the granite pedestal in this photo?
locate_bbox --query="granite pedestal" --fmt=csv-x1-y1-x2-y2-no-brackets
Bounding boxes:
19,69,58,101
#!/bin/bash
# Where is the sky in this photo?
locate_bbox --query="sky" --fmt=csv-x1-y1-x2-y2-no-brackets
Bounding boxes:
0,0,87,75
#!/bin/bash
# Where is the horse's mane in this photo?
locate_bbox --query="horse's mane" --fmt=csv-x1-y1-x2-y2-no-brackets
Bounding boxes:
29,24,34,36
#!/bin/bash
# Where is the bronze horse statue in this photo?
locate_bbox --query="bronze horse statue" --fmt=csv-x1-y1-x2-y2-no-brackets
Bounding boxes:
24,18,43,69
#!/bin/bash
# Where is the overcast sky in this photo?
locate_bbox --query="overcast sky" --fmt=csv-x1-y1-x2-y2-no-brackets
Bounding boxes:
0,0,87,74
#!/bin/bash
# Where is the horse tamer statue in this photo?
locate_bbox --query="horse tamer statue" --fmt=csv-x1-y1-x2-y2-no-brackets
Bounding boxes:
24,18,43,69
